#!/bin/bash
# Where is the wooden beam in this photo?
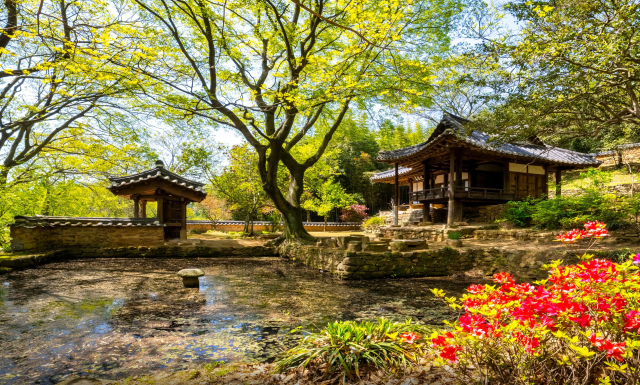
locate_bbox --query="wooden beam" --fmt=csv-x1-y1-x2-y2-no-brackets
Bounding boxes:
556,169,562,198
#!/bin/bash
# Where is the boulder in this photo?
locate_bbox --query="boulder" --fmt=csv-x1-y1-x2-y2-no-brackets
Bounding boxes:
177,268,205,288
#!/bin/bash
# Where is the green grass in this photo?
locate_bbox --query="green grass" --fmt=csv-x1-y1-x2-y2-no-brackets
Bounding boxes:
562,168,640,190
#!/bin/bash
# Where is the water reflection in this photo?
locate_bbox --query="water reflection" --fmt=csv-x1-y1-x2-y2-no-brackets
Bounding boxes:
0,257,483,384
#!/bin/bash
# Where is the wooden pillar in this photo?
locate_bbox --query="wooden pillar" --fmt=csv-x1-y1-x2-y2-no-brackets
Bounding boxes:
156,197,164,223
394,163,399,226
141,201,147,218
448,150,456,227
555,169,562,198
180,200,188,240
423,162,431,223
133,197,140,218
543,167,549,198
455,148,463,187
407,178,414,208
503,160,510,193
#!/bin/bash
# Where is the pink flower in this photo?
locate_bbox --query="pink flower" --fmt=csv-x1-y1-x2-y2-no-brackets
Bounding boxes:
632,254,640,265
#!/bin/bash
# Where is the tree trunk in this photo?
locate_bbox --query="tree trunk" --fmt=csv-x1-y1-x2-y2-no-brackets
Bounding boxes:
324,216,327,232
258,150,315,244
307,210,311,222
281,205,314,242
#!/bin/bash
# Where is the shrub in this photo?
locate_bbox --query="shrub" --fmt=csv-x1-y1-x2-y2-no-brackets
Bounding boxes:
500,198,537,227
340,204,369,223
448,231,462,240
363,216,385,228
275,318,427,382
429,221,640,385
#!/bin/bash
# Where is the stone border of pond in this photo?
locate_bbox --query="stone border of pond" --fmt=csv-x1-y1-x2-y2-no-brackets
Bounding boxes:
279,240,634,281
0,244,277,272
0,234,633,282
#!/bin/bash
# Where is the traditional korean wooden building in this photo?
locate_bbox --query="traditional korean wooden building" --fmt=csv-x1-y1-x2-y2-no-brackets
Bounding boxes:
372,113,601,226
108,160,207,239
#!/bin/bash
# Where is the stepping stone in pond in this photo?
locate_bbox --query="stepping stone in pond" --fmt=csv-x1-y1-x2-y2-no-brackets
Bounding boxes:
177,268,205,288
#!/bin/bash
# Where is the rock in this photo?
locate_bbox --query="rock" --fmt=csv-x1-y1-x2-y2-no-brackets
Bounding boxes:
177,268,205,288
454,221,469,226
418,222,434,226
347,242,362,252
389,241,408,252
445,239,463,247
362,243,389,252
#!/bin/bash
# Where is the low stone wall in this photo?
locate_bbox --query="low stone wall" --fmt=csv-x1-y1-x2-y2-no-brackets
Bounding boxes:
279,243,630,281
10,225,165,252
596,144,640,168
0,244,277,271
186,221,362,233
280,244,473,279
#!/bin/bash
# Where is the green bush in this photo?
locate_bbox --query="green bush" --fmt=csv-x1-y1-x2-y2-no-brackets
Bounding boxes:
363,216,385,228
447,231,462,240
500,198,537,227
499,169,628,230
275,318,427,382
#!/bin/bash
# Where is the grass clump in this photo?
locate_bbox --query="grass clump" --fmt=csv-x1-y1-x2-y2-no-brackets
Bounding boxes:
275,318,428,383
447,231,462,240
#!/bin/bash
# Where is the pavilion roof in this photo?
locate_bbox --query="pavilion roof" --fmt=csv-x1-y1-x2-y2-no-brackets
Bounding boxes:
108,160,206,195
377,113,601,167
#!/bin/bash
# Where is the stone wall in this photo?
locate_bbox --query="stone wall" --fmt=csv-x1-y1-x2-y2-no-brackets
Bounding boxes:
463,204,506,223
596,144,640,168
279,243,630,281
10,225,165,252
279,244,474,279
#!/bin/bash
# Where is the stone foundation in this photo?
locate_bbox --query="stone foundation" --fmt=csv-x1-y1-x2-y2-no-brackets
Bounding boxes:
463,204,506,223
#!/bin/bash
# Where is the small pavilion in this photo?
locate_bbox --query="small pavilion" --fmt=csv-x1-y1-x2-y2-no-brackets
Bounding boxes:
108,160,207,239
372,113,601,226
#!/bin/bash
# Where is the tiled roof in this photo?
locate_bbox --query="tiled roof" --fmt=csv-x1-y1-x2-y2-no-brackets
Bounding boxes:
11,216,163,228
377,113,601,167
370,166,414,181
108,160,206,194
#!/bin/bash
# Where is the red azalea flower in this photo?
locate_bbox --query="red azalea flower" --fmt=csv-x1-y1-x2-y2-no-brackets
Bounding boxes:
569,313,592,328
493,272,515,285
633,254,640,265
440,345,463,363
624,311,640,332
400,332,419,344
467,284,485,294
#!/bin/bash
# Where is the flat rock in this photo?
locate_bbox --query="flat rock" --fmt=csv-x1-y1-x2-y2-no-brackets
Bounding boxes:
177,268,205,277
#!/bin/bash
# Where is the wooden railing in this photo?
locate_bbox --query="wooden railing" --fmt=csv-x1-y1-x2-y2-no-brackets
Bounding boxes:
410,187,515,201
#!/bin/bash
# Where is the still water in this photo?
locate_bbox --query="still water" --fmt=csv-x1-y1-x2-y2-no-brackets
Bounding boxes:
0,257,479,384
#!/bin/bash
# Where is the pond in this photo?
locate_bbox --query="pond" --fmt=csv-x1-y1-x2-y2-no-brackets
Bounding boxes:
0,257,482,384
